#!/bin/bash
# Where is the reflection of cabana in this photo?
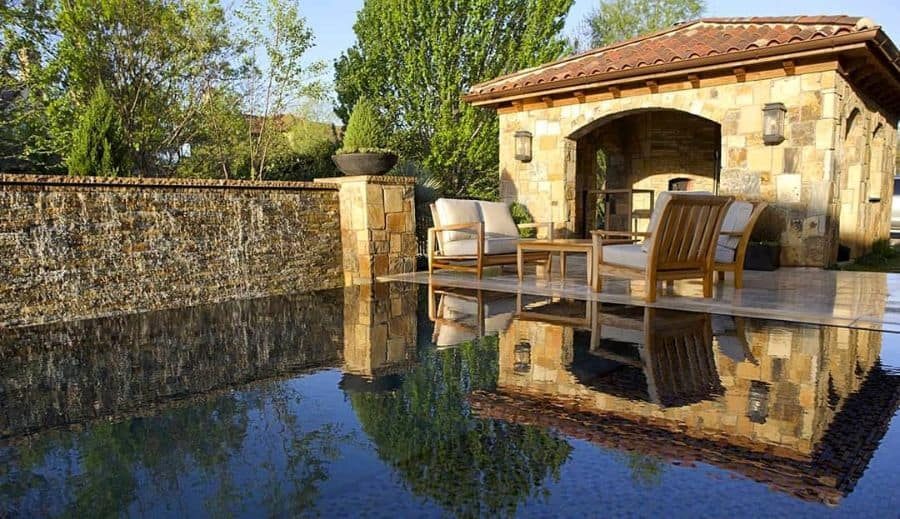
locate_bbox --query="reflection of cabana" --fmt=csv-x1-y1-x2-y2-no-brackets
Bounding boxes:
428,285,516,348
471,360,900,505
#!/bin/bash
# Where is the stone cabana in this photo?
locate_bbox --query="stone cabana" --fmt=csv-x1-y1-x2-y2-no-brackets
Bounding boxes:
465,16,900,266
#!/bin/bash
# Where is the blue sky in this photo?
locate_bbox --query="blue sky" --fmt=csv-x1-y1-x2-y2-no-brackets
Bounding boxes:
301,0,900,70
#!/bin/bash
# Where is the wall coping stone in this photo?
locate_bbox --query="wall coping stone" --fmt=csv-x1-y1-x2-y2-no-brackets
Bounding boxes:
0,173,339,191
314,175,416,186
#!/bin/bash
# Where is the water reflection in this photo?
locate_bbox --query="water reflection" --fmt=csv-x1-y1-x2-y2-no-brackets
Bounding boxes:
0,283,897,516
470,292,899,505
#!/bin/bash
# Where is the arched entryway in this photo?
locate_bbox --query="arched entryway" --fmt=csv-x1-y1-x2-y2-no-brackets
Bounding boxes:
568,109,722,236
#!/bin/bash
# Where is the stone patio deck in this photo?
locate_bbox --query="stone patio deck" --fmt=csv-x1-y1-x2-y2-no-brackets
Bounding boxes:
381,258,900,332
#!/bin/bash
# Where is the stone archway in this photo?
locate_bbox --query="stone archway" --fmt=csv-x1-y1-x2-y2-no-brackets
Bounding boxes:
565,108,722,236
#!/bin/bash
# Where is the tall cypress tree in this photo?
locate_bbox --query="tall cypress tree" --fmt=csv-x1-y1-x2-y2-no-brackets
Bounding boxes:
67,83,130,177
334,0,573,199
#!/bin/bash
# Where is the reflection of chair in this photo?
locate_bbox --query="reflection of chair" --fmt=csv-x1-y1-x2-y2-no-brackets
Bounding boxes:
515,294,595,329
575,305,722,407
428,285,516,348
591,193,733,301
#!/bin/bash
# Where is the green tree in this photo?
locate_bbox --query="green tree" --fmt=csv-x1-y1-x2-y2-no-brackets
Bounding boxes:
66,83,130,176
236,0,327,180
0,0,66,172
583,0,704,48
334,0,573,199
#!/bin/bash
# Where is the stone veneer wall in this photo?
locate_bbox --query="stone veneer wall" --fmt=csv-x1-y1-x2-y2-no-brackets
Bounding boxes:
0,174,344,327
497,66,898,265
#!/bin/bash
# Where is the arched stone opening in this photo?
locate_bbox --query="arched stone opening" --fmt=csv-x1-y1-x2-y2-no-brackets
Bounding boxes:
567,109,721,237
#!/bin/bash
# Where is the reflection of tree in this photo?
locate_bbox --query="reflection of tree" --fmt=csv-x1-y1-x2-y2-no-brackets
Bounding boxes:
620,452,666,488
0,382,349,517
347,337,572,517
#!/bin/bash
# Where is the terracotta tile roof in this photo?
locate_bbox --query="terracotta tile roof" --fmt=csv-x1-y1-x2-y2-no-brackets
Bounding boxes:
466,16,896,103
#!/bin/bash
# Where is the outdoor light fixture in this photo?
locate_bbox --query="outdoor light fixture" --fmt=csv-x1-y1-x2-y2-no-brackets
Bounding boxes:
515,131,533,162
513,341,532,374
762,103,786,145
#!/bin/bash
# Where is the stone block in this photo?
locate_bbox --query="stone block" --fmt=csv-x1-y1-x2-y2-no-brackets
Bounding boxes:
383,186,405,213
776,174,802,204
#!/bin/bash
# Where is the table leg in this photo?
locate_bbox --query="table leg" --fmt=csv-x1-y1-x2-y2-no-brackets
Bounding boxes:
560,251,567,279
517,246,524,281
586,248,593,286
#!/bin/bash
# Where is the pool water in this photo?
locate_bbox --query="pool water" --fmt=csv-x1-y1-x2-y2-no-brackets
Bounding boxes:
1,283,899,518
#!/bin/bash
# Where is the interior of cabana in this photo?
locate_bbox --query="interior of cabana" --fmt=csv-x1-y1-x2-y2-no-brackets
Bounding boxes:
570,108,722,237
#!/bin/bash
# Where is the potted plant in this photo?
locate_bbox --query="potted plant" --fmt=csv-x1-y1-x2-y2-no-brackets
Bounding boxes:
332,97,397,176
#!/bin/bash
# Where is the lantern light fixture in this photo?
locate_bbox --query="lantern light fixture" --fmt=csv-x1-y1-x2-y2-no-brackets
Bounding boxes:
515,131,533,162
762,103,786,145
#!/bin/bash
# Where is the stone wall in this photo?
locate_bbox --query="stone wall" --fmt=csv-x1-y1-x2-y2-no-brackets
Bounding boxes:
497,64,898,266
0,175,344,327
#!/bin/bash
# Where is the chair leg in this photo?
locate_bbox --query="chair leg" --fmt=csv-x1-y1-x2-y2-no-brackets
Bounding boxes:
717,270,725,282
734,269,744,289
646,281,657,302
703,272,713,298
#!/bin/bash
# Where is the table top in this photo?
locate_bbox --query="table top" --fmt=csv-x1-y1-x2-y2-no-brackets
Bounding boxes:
518,238,593,250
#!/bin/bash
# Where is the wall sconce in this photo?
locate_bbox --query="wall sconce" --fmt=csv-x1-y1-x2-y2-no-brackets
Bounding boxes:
515,131,532,162
762,103,786,145
747,380,771,424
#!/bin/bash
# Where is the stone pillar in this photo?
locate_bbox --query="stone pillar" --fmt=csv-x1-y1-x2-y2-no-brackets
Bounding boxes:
341,283,418,379
315,175,417,285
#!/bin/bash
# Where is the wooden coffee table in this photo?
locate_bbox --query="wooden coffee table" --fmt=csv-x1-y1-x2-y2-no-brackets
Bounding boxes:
517,239,593,283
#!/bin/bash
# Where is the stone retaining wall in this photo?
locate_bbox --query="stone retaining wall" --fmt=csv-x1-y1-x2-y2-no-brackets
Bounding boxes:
0,174,344,327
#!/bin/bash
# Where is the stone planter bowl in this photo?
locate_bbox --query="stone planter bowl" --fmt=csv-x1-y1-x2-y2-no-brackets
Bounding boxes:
332,152,398,176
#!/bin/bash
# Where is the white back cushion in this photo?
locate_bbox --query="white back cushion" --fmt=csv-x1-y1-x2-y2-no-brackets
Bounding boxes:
477,201,519,237
435,198,482,241
642,191,713,252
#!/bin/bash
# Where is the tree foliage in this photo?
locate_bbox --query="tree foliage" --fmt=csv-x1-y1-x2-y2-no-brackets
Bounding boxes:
346,338,572,517
334,0,574,199
67,82,130,176
584,0,704,48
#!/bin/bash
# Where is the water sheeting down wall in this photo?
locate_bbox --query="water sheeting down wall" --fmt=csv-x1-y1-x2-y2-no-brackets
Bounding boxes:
0,175,344,327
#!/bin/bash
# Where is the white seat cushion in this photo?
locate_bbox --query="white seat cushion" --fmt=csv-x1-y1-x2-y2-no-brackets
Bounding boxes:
715,245,736,264
435,198,482,241
642,191,713,252
441,234,518,256
477,201,519,237
601,325,644,345
601,243,648,270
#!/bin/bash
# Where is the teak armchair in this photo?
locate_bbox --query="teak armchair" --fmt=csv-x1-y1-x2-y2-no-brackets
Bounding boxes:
591,194,733,302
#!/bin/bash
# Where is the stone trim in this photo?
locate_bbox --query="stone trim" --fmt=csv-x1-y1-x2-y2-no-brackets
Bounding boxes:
0,173,338,191
314,175,416,186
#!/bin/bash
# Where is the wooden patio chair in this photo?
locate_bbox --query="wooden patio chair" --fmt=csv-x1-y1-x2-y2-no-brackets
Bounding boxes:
590,193,733,302
427,198,554,279
714,201,768,288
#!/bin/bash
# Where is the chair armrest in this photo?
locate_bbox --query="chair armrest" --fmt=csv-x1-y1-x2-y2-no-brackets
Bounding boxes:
430,222,482,232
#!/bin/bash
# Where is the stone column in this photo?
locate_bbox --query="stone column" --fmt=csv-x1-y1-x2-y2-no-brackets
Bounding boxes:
315,175,417,285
